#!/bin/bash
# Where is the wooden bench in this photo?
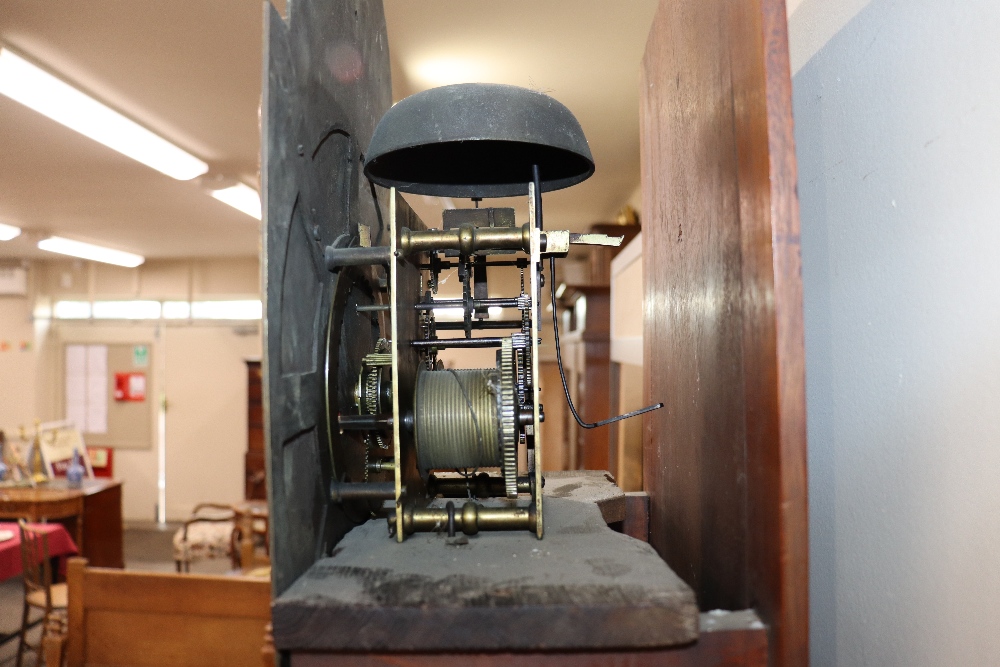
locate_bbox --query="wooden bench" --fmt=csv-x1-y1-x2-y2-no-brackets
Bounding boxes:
50,557,271,667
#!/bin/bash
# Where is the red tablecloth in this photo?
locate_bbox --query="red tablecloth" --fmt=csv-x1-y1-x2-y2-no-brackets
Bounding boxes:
0,522,78,582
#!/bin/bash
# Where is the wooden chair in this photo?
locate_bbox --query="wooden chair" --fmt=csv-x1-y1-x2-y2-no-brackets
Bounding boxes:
17,520,68,667
42,557,271,667
172,503,239,572
234,502,270,574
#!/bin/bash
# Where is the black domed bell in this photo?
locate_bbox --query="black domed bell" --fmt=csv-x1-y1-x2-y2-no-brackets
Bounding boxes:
364,83,594,199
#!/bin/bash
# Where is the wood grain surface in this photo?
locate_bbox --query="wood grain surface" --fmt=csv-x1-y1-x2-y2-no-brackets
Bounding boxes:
80,480,123,568
640,0,807,665
66,558,271,667
622,491,650,542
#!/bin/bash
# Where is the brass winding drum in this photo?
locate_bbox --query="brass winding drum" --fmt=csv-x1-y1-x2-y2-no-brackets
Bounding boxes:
413,368,502,471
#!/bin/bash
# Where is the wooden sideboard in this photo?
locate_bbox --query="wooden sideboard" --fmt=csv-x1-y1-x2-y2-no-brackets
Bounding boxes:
0,478,124,568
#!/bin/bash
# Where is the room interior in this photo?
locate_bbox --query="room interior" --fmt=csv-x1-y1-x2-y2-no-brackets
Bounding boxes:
0,2,672,664
0,0,661,526
1,0,998,666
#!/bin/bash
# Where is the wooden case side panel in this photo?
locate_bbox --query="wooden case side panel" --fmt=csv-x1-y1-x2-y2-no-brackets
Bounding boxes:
640,0,750,611
641,0,807,665
731,1,809,665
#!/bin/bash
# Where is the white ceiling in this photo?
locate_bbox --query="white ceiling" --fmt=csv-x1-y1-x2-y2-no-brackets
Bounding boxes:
0,0,661,261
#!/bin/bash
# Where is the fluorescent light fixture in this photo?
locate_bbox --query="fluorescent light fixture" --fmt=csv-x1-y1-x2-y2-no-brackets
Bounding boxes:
38,236,144,268
53,301,91,319
190,300,262,320
211,183,261,220
162,301,191,319
92,300,161,319
0,48,207,181
0,222,21,241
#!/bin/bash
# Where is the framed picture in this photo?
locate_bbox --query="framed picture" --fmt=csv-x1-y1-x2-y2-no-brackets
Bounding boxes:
38,421,94,479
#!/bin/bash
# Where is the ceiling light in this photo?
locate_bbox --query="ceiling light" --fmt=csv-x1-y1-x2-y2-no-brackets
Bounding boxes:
0,222,21,241
0,48,207,181
37,237,144,268
211,183,262,220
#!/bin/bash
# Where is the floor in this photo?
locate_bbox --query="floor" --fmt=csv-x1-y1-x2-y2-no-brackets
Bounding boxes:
0,523,237,666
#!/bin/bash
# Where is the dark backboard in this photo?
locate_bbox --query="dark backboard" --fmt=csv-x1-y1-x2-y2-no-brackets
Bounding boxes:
261,0,391,597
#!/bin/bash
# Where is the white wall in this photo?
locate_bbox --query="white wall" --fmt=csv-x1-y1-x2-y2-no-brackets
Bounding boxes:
0,294,38,434
164,326,259,519
791,1,1000,664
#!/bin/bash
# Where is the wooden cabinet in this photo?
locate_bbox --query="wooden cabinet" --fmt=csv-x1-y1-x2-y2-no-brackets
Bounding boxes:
245,360,266,501
558,287,611,471
552,224,639,472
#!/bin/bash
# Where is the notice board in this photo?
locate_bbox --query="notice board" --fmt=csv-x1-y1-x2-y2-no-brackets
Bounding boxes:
64,343,152,450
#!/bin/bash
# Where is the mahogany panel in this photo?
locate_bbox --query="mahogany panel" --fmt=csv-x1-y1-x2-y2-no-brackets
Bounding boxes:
730,2,809,666
81,481,123,568
608,362,620,478
622,491,651,542
246,360,266,500
573,287,611,471
641,0,751,612
640,0,807,665
579,339,611,471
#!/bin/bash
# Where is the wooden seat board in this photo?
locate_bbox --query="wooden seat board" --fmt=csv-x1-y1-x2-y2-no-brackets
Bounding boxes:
273,497,698,652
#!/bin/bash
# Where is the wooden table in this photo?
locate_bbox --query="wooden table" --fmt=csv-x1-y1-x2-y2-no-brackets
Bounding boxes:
0,479,123,568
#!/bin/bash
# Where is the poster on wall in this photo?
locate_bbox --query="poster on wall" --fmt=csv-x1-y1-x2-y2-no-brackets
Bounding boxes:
65,344,108,434
63,342,153,450
114,372,146,402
